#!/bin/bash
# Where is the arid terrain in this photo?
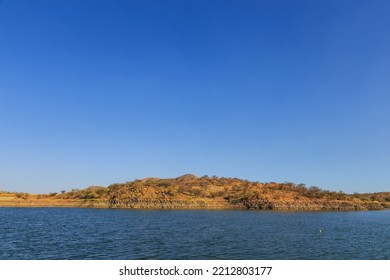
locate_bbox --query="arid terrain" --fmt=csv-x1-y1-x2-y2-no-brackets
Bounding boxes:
1,175,389,210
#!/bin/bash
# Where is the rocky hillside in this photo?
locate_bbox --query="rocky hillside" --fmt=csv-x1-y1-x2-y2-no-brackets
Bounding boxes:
1,175,389,210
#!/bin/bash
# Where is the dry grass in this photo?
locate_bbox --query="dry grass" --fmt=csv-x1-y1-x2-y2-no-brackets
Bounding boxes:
1,175,389,210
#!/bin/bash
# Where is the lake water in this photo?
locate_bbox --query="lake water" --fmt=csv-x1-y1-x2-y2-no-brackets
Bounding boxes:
0,208,389,259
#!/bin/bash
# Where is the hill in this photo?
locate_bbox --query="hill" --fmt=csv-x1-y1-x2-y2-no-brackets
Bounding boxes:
1,175,389,210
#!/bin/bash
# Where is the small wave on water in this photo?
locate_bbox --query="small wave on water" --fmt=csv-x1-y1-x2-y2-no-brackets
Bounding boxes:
0,208,389,259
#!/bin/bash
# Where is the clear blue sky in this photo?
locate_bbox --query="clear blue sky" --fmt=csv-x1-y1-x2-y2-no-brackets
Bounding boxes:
1,0,389,194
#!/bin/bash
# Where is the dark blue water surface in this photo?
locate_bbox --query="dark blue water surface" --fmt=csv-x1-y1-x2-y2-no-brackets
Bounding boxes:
0,208,389,259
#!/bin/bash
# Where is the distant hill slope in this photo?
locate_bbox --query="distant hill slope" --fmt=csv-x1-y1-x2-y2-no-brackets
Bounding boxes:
1,175,389,210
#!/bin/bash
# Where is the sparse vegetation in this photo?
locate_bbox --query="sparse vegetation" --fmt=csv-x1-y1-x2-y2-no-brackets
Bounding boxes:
1,175,389,210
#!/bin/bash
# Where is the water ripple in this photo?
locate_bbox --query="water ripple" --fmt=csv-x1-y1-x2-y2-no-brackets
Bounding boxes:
0,208,389,259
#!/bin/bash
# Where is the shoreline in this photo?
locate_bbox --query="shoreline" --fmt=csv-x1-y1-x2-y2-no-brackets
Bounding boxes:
1,198,388,211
